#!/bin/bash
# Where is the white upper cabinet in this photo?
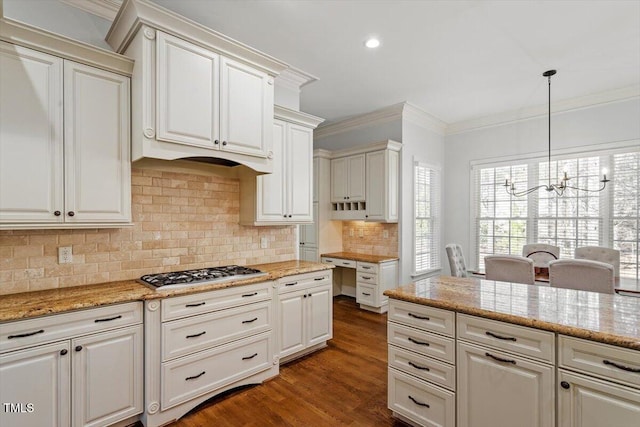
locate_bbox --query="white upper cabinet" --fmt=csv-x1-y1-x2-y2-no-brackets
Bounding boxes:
107,1,288,173
365,149,399,222
331,154,365,203
0,39,131,229
239,106,323,226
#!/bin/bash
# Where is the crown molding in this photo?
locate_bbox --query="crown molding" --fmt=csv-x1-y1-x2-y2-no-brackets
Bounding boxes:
274,105,324,128
403,102,447,135
59,0,122,21
329,139,402,159
275,66,319,93
314,103,405,140
446,84,640,136
313,149,333,159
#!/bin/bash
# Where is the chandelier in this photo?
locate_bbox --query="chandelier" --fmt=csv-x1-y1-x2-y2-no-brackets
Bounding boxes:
504,69,609,197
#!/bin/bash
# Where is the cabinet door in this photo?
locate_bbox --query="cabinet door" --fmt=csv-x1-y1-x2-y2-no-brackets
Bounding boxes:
306,286,332,347
331,157,348,202
256,120,286,221
72,325,143,427
0,42,64,223
313,157,319,203
457,341,554,427
558,370,640,427
0,341,70,427
64,61,131,223
299,246,318,262
220,57,273,157
156,31,219,148
365,150,385,220
347,154,366,202
278,289,306,358
299,202,318,246
288,124,313,221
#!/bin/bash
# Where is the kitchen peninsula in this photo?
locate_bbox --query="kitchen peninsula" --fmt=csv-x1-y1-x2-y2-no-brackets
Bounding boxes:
384,276,640,427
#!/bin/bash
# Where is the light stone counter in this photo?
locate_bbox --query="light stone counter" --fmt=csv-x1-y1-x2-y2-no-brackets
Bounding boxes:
384,275,640,350
0,260,333,322
320,251,399,263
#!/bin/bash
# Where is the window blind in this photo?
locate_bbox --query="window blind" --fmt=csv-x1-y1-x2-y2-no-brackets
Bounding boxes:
414,162,441,274
612,151,639,279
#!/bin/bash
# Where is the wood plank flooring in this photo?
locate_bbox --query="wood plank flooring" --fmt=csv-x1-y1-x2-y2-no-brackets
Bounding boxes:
167,296,408,426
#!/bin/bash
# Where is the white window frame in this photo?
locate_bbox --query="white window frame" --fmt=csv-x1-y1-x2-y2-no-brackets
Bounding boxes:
413,159,441,276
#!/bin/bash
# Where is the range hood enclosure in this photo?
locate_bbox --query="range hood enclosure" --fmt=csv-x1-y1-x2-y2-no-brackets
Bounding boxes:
107,0,289,174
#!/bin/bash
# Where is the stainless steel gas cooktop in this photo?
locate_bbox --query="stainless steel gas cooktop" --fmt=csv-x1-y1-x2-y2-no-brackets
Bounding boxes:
138,265,267,291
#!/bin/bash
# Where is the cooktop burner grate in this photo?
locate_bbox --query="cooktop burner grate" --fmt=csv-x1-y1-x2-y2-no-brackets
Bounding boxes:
139,265,267,290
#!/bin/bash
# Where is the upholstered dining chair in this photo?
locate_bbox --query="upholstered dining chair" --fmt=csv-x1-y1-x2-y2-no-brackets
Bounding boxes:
575,246,620,277
522,243,560,268
548,259,615,294
445,243,468,277
484,255,535,285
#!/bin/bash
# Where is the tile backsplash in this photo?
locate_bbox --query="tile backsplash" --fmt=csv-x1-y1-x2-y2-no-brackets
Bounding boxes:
341,221,398,257
0,166,296,295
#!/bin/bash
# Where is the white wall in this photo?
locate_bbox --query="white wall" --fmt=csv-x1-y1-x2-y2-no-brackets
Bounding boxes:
443,98,640,273
3,0,112,50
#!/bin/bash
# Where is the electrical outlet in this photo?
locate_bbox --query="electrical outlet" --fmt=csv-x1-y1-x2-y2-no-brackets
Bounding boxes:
58,246,73,264
349,228,354,237
383,230,389,239
260,237,268,249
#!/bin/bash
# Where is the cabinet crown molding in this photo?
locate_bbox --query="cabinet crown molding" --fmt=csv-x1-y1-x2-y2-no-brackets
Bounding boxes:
106,0,288,76
330,139,402,159
274,105,324,129
0,18,133,75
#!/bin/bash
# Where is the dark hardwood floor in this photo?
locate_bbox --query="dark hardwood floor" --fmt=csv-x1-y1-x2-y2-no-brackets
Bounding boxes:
168,296,408,426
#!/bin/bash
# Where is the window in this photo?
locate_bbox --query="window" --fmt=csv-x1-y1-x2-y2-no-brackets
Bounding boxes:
472,147,640,279
414,161,440,274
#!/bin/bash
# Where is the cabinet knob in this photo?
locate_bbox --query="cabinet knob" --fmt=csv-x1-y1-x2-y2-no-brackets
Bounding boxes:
283,215,287,218
288,214,292,218
346,196,350,200
560,381,570,390
60,349,68,356
222,141,227,146
365,215,368,218
214,140,219,145
68,211,75,217
54,211,61,216
75,345,82,352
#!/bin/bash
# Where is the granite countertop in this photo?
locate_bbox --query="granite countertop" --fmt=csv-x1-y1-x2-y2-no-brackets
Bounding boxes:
320,251,399,263
0,260,333,322
384,275,640,351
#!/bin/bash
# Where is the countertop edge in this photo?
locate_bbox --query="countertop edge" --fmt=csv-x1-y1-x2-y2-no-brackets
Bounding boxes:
320,252,399,263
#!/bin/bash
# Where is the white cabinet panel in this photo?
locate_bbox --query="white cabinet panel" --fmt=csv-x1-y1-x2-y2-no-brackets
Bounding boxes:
0,42,63,223
72,325,143,427
0,341,70,427
278,289,306,358
331,154,365,203
64,61,131,223
330,157,348,203
307,286,332,347
288,124,313,220
257,120,287,221
156,32,218,148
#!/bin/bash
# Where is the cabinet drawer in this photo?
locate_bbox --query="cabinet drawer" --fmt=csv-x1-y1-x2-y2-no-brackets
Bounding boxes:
1,302,142,353
321,257,356,269
457,314,555,363
388,300,455,337
357,262,379,275
277,271,330,294
162,300,271,361
388,323,455,364
356,271,378,284
320,257,340,266
389,345,456,390
388,367,455,427
161,281,272,321
161,331,272,410
559,335,640,388
356,283,378,307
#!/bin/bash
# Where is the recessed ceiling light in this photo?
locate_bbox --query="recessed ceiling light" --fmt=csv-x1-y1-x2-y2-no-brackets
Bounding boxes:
365,38,380,49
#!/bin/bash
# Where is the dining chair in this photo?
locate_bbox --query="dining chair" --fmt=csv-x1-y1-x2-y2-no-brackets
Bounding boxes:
548,259,615,294
574,246,620,277
445,243,468,277
522,243,560,268
484,255,535,285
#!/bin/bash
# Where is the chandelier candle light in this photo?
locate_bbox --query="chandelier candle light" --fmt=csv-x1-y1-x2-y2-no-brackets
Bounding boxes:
504,69,610,197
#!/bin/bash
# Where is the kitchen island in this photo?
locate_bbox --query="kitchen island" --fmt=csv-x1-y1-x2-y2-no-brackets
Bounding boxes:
384,275,640,427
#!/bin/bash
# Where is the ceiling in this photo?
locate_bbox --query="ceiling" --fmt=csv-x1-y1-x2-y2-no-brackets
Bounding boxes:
14,0,640,128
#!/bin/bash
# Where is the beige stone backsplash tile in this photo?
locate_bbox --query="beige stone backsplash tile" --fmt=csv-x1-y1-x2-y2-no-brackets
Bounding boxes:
0,167,296,295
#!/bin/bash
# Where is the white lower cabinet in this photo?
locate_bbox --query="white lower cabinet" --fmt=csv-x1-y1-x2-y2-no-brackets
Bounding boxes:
0,302,143,427
277,270,333,361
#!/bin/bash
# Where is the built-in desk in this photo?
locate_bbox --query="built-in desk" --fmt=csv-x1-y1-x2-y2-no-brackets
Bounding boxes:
321,252,398,313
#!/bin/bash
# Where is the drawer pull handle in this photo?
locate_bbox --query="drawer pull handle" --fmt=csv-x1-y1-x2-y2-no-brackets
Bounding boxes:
408,361,430,371
186,371,205,381
362,292,371,296
185,302,205,307
242,353,258,360
314,277,324,281
485,352,516,364
407,313,430,321
94,315,122,323
285,282,298,287
408,337,430,346
408,395,430,408
361,276,372,280
242,292,258,297
603,359,640,373
324,260,333,263
242,317,258,324
362,266,372,269
485,331,517,341
8,329,44,339
186,331,206,339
